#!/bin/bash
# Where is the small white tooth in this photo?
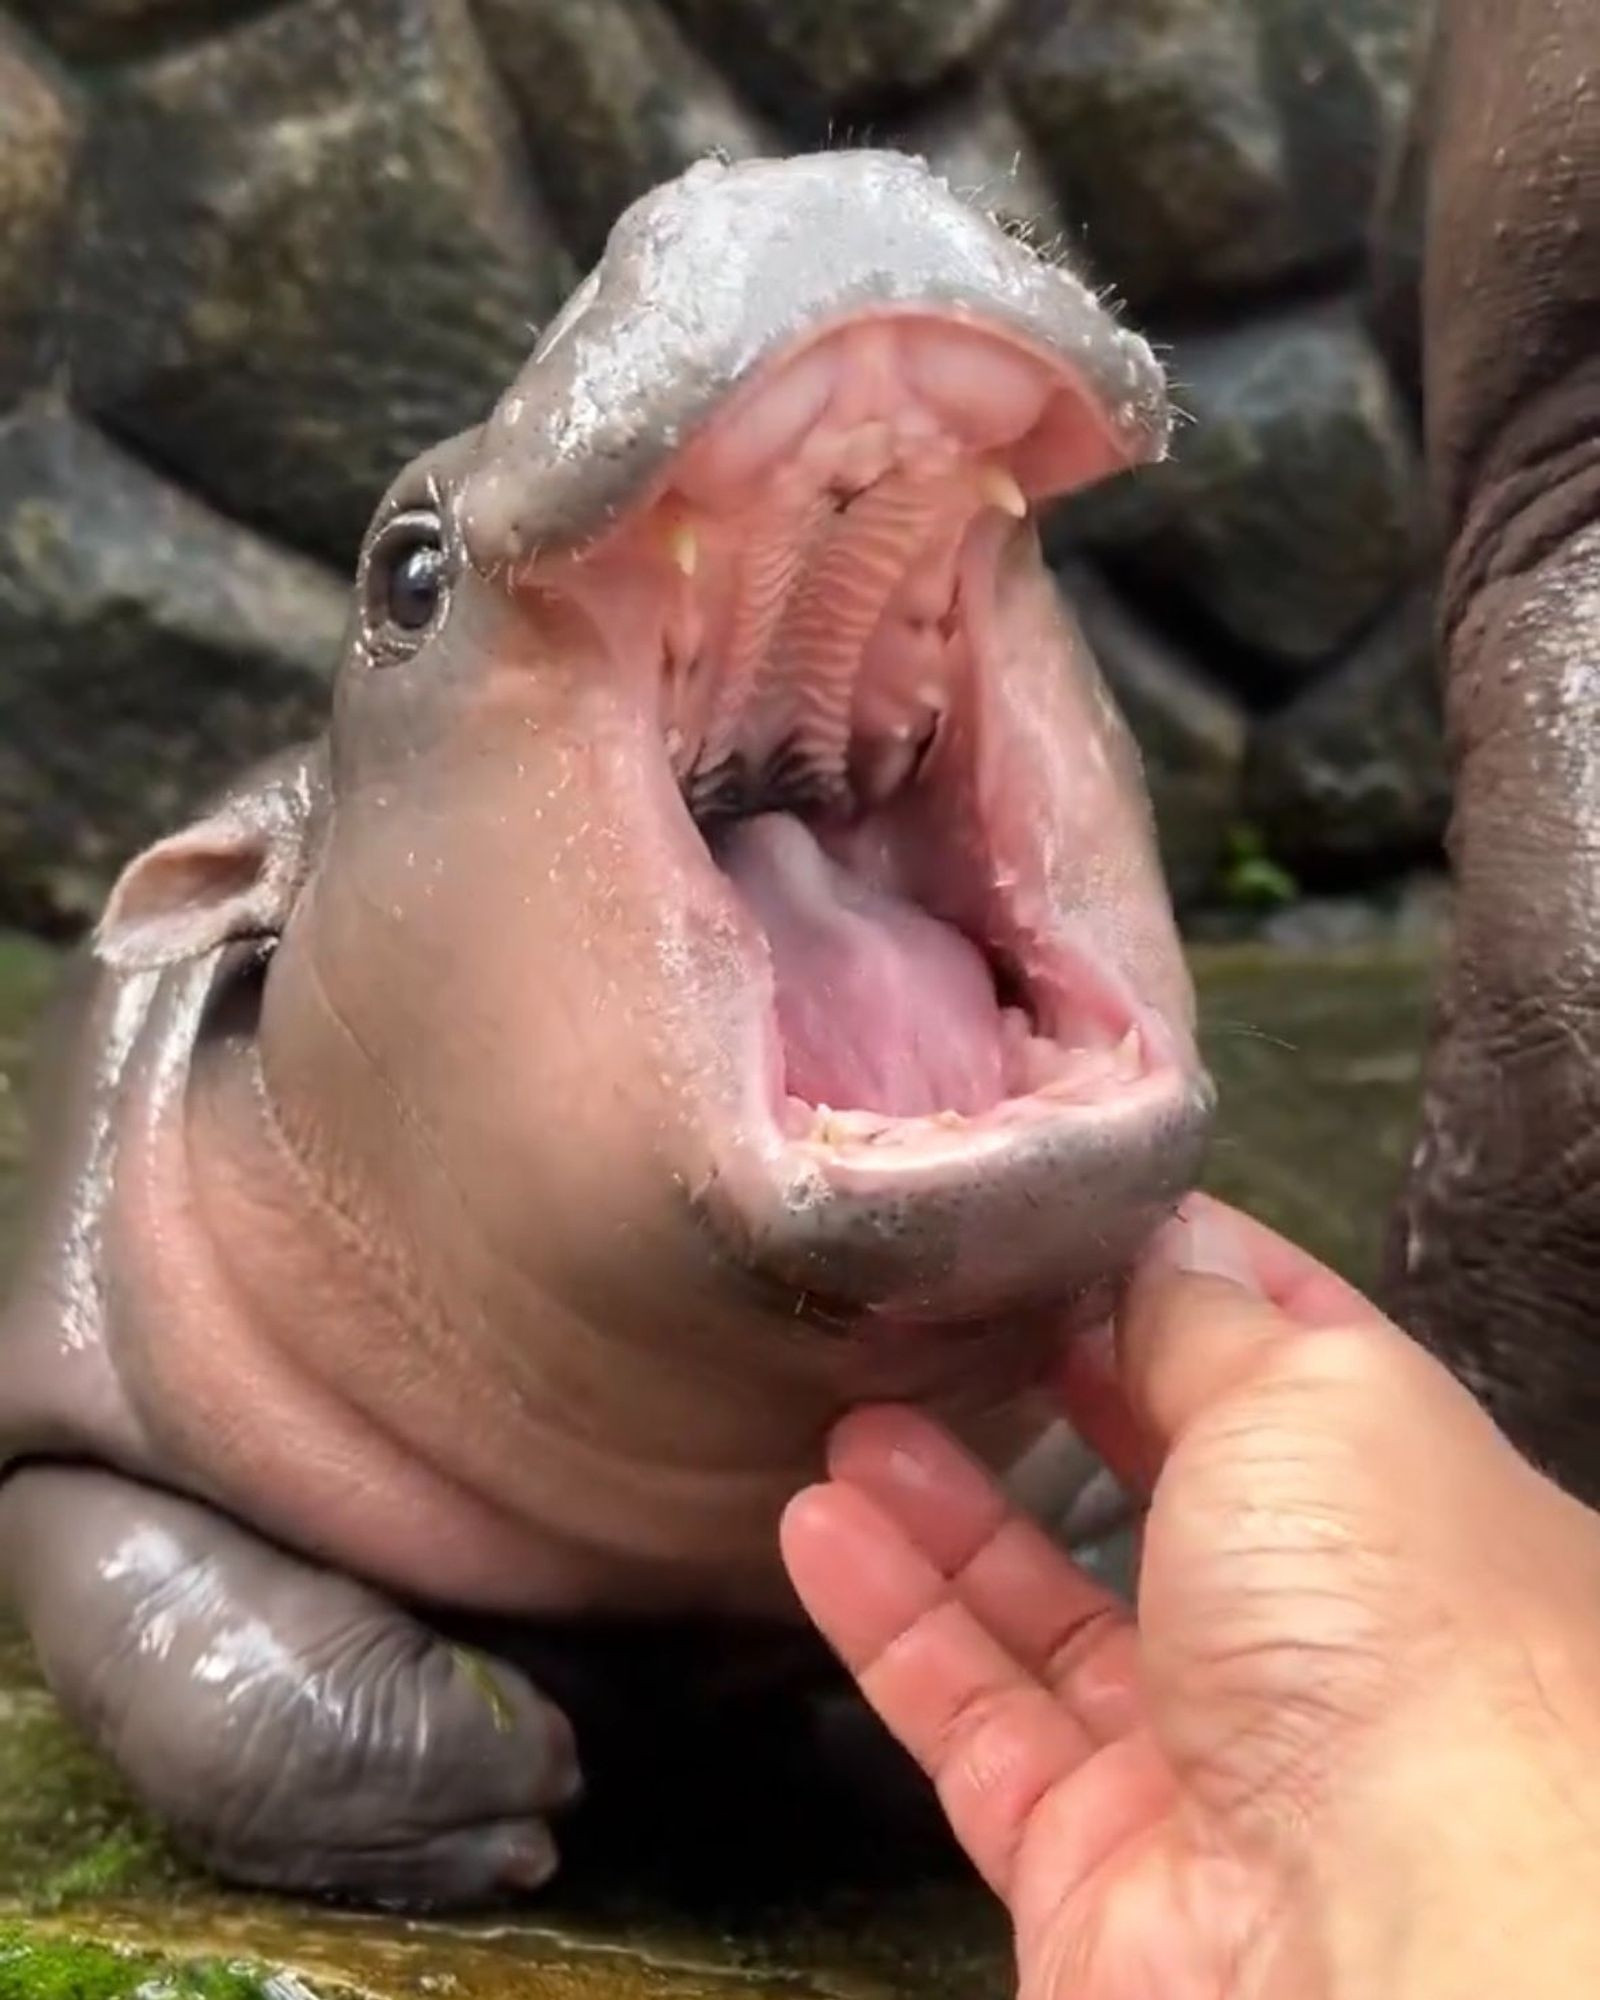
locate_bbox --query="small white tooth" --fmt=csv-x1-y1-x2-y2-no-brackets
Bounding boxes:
855,734,919,805
668,521,699,577
1114,1026,1142,1076
978,464,1028,519
811,1104,842,1145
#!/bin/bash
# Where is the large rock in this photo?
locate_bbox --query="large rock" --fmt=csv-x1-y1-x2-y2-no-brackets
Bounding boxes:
1257,0,1421,273
62,0,573,567
475,0,771,269
0,0,1441,928
6,0,269,63
1008,0,1421,312
1056,303,1426,675
0,22,79,408
1366,0,1435,416
1059,560,1246,907
660,0,1008,128
1009,0,1291,311
1245,591,1447,877
0,405,344,933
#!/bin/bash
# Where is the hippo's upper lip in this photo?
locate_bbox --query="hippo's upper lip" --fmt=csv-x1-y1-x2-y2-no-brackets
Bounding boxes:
455,150,1169,575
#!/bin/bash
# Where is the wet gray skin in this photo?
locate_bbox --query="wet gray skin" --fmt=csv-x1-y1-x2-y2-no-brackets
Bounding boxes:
0,151,1212,1907
1380,0,1600,1507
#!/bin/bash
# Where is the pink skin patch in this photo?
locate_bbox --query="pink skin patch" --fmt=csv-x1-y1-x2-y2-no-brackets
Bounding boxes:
716,812,1011,1118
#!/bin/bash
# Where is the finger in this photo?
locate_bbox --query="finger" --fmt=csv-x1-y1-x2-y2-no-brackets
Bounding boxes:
1116,1202,1399,1456
780,1479,1099,1898
1009,1731,1179,1959
1053,1201,1384,1496
827,1407,1142,1744
1170,1193,1386,1330
1055,1322,1162,1498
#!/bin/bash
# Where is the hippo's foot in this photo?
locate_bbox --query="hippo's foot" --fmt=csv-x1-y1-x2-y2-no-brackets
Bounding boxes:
0,1465,582,1907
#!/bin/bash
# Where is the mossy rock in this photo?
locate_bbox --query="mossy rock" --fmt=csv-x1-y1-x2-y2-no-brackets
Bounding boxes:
0,1929,333,2000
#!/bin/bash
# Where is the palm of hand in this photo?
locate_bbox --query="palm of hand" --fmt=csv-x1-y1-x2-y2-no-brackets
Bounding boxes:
780,1206,1580,2000
784,1400,1358,2000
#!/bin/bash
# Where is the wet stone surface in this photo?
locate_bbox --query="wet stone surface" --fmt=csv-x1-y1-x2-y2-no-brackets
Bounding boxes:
1056,302,1426,676
0,21,79,407
1057,559,1247,908
0,405,345,934
6,0,274,64
62,0,573,566
0,0,1439,928
1008,0,1418,312
474,0,772,270
0,928,1433,1994
1246,590,1448,880
1254,0,1421,293
1365,0,1431,416
1009,0,1298,310
659,0,1011,128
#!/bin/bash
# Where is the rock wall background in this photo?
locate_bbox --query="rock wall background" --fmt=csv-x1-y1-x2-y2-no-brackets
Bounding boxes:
0,0,1432,934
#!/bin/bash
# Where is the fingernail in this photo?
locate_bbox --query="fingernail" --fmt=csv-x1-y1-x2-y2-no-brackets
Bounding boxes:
1155,1202,1259,1290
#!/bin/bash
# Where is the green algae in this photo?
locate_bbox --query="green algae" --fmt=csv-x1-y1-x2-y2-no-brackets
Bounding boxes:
33,1835,179,1916
0,930,58,1278
447,1647,519,1735
0,1928,334,2000
0,1629,184,1914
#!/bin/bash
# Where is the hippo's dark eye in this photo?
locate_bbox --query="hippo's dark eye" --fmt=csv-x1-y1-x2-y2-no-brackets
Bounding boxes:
368,508,450,648
390,542,445,628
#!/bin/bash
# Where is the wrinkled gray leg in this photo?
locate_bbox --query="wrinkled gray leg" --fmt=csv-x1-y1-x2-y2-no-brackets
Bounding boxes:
0,1464,582,1907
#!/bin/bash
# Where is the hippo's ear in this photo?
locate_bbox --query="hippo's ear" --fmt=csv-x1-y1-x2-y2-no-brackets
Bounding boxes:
94,810,306,973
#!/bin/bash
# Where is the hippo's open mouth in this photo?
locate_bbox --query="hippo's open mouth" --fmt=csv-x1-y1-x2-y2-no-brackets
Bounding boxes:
461,207,1212,1319
558,314,1189,1164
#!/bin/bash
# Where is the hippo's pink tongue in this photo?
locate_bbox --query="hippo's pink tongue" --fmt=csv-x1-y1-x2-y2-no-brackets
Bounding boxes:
716,814,1008,1118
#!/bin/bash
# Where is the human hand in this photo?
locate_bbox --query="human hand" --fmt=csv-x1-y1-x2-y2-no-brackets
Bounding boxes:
781,1196,1600,2000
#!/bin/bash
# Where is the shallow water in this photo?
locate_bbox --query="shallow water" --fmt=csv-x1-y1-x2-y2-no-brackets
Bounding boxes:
0,930,1433,1998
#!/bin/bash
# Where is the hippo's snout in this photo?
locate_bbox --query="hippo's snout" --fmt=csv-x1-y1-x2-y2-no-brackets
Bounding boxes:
390,158,1216,1327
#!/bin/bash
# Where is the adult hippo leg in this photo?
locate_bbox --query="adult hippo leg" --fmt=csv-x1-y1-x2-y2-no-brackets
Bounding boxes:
0,1464,582,1903
1386,0,1600,1500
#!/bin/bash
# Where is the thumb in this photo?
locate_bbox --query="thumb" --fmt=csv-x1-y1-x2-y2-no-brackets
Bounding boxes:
1067,1200,1394,1489
1117,1203,1331,1460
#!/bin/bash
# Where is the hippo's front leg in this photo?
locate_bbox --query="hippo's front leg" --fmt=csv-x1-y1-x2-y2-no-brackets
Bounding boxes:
0,1464,582,1906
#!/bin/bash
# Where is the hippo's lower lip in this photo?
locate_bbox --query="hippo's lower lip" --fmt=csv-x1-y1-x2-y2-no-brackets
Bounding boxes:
514,305,1211,1318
